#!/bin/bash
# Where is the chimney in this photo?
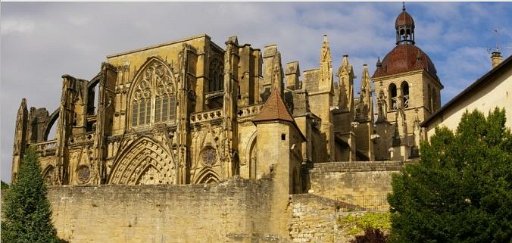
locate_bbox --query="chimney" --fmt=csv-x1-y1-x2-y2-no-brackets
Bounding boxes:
491,51,503,68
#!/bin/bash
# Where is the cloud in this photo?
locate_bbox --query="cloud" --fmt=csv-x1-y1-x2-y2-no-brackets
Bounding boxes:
0,19,35,35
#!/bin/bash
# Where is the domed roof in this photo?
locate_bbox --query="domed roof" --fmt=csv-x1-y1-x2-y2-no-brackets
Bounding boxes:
372,44,438,80
395,9,414,28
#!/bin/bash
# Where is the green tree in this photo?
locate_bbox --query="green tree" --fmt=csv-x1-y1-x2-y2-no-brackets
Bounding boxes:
388,108,512,243
1,180,9,189
1,180,9,193
2,147,60,243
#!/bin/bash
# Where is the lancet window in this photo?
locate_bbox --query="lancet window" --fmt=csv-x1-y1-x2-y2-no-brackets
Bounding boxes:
131,60,176,128
389,83,398,110
208,58,224,93
401,81,410,108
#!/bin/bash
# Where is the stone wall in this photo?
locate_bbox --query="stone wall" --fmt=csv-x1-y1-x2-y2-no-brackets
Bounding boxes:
308,161,402,211
289,194,346,242
48,178,277,243
45,162,403,242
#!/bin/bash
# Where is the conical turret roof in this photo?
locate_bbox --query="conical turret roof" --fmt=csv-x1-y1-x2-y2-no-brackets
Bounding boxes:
253,89,294,123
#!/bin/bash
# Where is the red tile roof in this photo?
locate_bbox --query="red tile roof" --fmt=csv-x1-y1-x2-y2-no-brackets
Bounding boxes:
373,44,439,80
395,10,415,28
253,88,294,123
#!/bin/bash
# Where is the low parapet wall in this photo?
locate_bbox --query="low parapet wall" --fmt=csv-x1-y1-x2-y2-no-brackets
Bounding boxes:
310,161,403,172
308,161,403,211
48,178,276,242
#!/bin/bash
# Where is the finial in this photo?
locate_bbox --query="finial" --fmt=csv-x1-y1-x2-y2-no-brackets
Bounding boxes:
402,2,406,11
493,29,501,52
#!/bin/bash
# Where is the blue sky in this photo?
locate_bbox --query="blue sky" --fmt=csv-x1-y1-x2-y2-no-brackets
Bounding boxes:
1,2,511,182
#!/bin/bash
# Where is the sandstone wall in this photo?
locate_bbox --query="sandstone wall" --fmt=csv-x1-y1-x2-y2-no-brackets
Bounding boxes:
308,161,402,211
289,194,344,242
46,162,403,242
48,179,276,243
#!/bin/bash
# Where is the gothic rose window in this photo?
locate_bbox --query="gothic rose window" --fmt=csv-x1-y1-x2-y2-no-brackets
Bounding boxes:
201,147,217,167
77,165,91,184
130,59,177,128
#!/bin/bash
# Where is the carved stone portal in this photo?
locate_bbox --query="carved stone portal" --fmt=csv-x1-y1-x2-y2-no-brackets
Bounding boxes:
109,138,175,185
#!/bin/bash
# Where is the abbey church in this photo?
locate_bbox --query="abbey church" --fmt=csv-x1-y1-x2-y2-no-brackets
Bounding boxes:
11,6,441,189
7,6,458,241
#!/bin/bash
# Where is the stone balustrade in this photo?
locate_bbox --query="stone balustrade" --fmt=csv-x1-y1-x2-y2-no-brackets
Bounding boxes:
190,109,223,124
34,140,57,156
237,104,262,120
69,132,95,145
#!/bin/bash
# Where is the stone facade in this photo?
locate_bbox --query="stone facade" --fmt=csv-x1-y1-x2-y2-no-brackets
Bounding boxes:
12,8,440,186
10,6,441,242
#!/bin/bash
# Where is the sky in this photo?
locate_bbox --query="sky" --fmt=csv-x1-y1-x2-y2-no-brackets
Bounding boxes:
1,2,511,182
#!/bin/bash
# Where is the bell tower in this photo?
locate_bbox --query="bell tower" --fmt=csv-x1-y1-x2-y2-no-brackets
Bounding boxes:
373,5,443,160
396,4,415,45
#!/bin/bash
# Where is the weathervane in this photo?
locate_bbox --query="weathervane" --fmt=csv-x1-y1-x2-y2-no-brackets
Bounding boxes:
487,28,507,54
492,28,501,53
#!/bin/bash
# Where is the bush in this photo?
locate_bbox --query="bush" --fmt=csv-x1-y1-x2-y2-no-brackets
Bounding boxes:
388,108,512,242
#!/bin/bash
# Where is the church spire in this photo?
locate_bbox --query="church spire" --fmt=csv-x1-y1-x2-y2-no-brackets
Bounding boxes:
356,64,373,121
337,55,354,112
319,35,333,92
320,35,332,64
360,64,372,110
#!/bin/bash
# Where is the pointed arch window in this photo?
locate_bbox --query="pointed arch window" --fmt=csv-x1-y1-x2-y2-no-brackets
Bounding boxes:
130,59,177,128
155,81,176,123
401,81,409,108
249,138,257,179
389,83,397,110
208,58,224,93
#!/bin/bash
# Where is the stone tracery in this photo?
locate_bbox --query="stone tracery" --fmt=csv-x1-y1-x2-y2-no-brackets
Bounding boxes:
109,137,175,185
130,58,177,128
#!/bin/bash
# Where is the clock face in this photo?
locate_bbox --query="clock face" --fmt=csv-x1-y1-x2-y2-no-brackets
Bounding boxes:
201,147,217,167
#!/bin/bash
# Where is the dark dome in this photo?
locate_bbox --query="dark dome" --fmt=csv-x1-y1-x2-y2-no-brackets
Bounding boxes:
373,44,438,80
395,10,414,29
